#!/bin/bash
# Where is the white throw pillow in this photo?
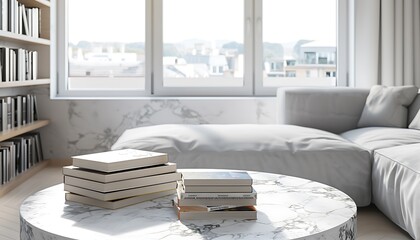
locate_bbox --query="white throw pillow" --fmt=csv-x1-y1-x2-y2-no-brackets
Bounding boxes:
409,110,420,129
357,85,419,128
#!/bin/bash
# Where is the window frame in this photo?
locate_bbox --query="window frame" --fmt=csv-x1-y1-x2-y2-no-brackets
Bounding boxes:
53,0,152,98
52,0,348,99
152,0,253,97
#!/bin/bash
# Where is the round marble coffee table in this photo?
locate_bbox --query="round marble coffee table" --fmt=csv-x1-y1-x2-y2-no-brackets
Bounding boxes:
20,170,356,240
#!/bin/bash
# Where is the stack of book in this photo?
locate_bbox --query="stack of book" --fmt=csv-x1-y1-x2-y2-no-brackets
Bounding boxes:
174,171,257,220
63,149,181,209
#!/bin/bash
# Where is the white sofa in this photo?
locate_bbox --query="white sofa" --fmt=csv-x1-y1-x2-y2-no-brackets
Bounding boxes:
279,87,420,239
111,87,420,239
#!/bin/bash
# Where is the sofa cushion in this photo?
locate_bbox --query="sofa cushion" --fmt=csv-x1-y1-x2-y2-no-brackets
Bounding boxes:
408,93,420,124
408,108,420,130
373,144,420,239
341,127,420,151
277,87,369,134
357,85,418,128
112,124,372,206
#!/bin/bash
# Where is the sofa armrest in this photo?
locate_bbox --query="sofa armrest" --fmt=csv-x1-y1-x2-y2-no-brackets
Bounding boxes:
277,87,370,134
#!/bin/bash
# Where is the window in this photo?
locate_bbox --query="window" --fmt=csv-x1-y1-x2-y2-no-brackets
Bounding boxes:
255,0,338,94
53,0,346,98
55,0,150,98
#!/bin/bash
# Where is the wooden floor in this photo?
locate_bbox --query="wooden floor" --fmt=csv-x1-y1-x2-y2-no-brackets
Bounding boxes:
0,166,414,240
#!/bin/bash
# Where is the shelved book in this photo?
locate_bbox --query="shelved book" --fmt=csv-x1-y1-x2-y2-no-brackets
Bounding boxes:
0,94,38,131
0,131,43,185
64,149,180,209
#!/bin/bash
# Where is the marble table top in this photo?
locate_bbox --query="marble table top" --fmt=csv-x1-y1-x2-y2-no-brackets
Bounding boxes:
20,170,356,240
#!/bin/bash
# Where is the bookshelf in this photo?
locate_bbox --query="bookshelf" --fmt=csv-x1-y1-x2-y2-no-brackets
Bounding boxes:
0,0,51,196
0,120,50,197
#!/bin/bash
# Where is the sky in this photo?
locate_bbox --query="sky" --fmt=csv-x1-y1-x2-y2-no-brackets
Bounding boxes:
68,0,336,45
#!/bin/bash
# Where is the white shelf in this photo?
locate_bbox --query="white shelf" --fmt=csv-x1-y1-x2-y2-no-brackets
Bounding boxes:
0,120,50,142
0,79,50,88
0,30,50,45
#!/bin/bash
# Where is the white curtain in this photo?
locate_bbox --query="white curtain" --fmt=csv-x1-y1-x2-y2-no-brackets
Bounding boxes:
353,0,420,88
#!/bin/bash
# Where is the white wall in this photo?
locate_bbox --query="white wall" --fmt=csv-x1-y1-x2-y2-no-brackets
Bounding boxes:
34,87,277,160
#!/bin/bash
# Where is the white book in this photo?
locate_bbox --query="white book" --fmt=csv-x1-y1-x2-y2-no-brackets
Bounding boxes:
17,4,21,34
175,196,257,207
13,0,18,33
32,51,37,80
1,99,7,130
21,4,28,35
62,162,177,183
174,203,257,220
34,8,39,37
181,184,253,193
65,189,175,210
64,172,181,193
1,0,8,31
17,48,24,81
64,181,177,201
9,49,14,82
177,185,257,199
181,171,253,186
26,8,32,36
72,149,168,172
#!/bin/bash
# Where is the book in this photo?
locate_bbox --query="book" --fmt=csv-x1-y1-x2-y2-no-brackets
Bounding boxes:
65,189,175,210
173,202,257,220
175,196,257,207
21,4,29,35
62,163,177,183
181,184,253,193
72,149,168,172
64,172,181,192
1,0,8,31
181,171,252,186
206,205,248,212
0,47,9,82
64,181,177,201
177,185,257,199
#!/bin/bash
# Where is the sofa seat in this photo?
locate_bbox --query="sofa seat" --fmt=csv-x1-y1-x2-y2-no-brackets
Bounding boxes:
372,144,420,239
112,124,372,206
341,127,420,151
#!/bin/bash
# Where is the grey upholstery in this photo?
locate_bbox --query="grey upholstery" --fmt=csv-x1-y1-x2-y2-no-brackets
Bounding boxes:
277,87,369,134
409,93,420,124
112,124,372,206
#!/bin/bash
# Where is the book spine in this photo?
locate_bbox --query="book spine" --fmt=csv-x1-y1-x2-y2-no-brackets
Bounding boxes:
207,205,245,212
179,191,256,199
